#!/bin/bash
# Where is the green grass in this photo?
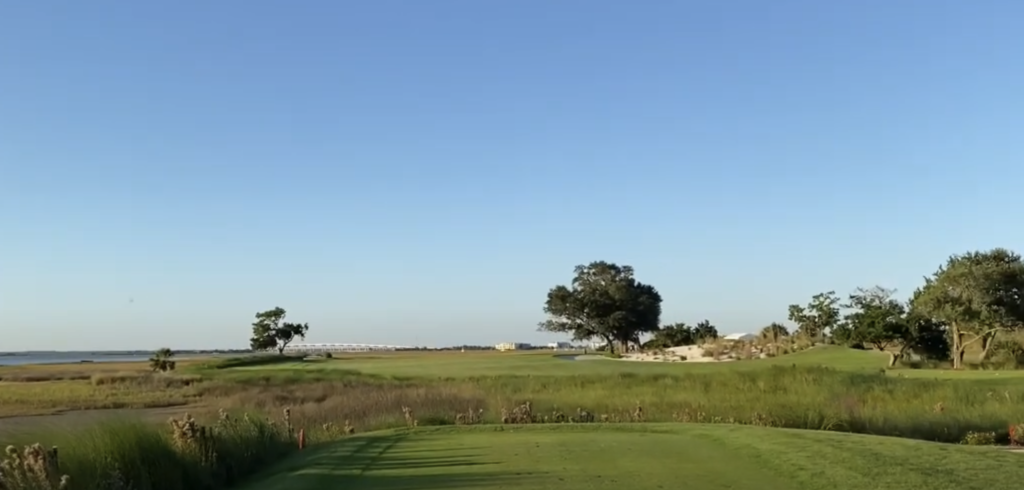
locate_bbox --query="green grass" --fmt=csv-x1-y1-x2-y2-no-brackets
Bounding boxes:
7,347,1024,489
192,350,1024,444
242,424,1024,490
217,346,892,378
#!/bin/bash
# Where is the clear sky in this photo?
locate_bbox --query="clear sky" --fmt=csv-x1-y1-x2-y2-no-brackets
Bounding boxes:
2,1,1022,351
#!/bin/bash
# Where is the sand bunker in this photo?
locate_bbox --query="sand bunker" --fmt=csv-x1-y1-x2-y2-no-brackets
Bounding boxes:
619,344,769,363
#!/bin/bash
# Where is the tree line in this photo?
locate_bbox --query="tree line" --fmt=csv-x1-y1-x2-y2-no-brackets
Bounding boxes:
539,248,1024,369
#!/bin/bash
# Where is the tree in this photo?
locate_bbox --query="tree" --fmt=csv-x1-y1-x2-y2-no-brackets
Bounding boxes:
910,248,1024,369
250,307,311,355
843,286,908,367
644,323,696,349
758,322,789,356
787,291,841,343
539,261,662,355
149,347,176,373
694,320,719,344
902,312,950,362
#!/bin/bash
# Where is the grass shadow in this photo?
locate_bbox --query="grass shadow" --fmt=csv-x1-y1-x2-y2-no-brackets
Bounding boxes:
243,432,543,490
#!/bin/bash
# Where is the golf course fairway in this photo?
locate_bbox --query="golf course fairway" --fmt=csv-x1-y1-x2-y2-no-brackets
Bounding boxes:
242,424,1024,490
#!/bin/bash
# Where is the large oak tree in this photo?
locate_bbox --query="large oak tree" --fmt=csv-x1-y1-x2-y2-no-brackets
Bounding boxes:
539,261,662,354
910,248,1024,369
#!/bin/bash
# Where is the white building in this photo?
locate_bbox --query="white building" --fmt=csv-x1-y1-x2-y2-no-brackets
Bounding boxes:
495,342,531,351
547,341,573,350
722,333,758,342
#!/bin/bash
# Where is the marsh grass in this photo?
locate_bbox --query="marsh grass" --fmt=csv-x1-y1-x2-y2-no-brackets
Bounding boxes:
0,378,200,417
181,365,1024,444
7,358,1024,489
2,413,294,490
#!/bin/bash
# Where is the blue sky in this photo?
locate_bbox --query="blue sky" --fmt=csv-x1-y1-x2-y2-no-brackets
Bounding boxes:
2,1,1022,351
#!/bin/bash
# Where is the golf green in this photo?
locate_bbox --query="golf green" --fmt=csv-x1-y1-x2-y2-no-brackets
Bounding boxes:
243,424,1024,490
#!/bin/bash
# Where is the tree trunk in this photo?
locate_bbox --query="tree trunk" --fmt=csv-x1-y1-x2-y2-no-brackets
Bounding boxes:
952,326,964,370
887,351,900,368
979,332,997,361
278,346,285,355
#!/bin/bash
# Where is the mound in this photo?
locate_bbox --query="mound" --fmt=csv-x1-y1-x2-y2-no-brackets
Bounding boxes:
243,424,1021,490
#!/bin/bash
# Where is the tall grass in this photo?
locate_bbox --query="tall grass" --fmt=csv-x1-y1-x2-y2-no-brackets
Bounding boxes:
1,414,294,490
193,365,1024,444
6,365,1024,489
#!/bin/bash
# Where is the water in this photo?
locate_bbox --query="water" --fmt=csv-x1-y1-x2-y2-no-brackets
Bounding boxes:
0,352,233,366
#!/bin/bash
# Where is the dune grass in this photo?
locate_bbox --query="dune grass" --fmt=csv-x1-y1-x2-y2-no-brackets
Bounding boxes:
242,423,1024,490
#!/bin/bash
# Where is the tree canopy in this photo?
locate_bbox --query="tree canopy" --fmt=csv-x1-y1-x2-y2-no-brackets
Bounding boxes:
787,291,841,343
644,323,695,349
539,261,662,354
910,248,1024,369
841,286,909,366
250,307,310,355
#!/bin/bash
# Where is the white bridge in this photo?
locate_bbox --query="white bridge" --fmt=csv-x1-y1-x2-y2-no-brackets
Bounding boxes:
281,342,411,354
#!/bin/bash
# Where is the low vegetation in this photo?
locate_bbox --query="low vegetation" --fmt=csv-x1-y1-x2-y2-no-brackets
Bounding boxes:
3,247,1024,489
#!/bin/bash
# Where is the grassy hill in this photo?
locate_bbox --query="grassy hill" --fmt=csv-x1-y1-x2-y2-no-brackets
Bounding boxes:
243,424,1024,490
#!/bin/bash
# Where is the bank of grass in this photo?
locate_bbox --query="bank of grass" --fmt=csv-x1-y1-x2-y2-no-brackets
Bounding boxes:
1,413,294,490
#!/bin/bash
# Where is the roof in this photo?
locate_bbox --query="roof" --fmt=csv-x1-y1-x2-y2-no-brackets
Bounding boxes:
723,333,757,341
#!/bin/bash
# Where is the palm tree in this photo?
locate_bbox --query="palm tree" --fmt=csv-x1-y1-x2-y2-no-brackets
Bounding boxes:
149,347,177,373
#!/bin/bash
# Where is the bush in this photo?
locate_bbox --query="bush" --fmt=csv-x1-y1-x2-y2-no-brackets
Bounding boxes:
961,431,997,446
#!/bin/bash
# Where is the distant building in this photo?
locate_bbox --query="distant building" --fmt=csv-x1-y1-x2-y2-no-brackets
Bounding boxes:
722,333,758,342
547,342,573,350
495,342,531,351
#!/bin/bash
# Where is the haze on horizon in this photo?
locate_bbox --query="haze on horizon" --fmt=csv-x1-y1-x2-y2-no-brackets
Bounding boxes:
2,1,1022,352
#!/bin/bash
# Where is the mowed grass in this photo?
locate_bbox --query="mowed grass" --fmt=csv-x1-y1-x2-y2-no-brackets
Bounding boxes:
243,424,1024,490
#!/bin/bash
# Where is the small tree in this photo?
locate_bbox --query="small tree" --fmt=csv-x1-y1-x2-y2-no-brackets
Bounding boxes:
843,286,907,367
694,320,719,344
644,323,696,349
759,322,789,354
250,307,311,355
539,261,662,355
788,291,841,344
149,347,176,372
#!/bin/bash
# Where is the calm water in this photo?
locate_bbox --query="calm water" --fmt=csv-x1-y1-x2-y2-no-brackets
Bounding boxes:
0,353,154,366
0,352,230,366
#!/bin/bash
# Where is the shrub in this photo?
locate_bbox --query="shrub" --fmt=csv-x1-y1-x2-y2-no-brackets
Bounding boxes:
961,431,997,445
